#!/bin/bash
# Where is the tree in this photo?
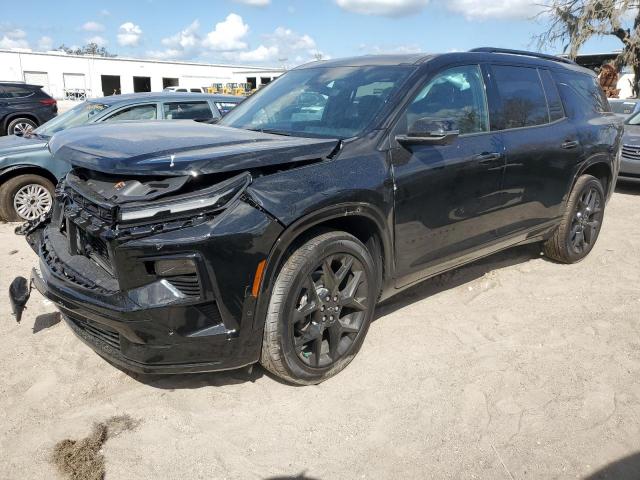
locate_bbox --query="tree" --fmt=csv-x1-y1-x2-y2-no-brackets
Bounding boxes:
536,0,640,96
57,42,117,58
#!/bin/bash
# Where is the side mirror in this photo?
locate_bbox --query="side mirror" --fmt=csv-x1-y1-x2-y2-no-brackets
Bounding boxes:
395,118,460,146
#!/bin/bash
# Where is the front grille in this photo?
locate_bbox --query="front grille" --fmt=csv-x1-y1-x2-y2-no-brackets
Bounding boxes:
67,315,121,350
167,274,201,298
622,144,640,160
78,228,113,274
68,190,115,223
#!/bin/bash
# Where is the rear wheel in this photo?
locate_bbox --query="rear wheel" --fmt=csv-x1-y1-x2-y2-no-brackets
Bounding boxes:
543,174,605,263
7,118,37,136
260,231,378,385
0,174,54,222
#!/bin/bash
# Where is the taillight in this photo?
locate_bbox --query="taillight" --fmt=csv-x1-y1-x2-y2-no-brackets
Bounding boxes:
39,98,57,106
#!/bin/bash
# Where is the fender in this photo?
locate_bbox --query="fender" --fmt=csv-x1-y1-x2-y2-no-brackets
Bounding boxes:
571,152,616,201
0,164,58,183
252,201,394,331
2,112,41,130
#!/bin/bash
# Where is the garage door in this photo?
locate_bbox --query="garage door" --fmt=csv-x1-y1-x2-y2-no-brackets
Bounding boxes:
63,73,86,90
24,71,49,93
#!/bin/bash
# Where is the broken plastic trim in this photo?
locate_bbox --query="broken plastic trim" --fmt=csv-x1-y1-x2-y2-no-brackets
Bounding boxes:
118,172,251,223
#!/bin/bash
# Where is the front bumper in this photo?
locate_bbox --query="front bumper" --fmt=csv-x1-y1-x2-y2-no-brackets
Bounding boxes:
29,200,283,374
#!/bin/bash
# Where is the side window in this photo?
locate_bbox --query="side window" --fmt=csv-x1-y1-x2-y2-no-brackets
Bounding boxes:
163,101,214,121
402,65,489,135
2,85,33,98
554,71,610,117
539,69,565,122
491,65,549,129
215,101,239,115
103,104,157,122
190,88,201,93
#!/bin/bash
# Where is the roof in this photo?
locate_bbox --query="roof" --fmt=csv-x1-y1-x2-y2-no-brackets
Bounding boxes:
294,48,593,75
89,92,245,106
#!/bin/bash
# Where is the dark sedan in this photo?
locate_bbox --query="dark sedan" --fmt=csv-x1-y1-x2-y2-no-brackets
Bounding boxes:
0,92,243,221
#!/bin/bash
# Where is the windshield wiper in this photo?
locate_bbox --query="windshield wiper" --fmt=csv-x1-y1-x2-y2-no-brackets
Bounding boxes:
248,128,292,136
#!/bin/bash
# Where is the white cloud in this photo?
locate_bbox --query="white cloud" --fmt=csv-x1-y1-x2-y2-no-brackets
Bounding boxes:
234,0,270,5
37,36,53,50
0,28,29,49
87,35,107,47
81,21,105,32
443,0,542,19
117,22,142,46
149,20,200,59
231,27,320,65
100,9,111,16
202,13,249,51
335,0,429,16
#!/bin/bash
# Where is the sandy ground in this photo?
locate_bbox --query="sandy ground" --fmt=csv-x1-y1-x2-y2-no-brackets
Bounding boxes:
1,184,640,480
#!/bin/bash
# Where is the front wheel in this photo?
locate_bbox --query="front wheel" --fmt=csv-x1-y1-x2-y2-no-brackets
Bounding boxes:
260,231,378,385
0,174,54,222
543,174,605,263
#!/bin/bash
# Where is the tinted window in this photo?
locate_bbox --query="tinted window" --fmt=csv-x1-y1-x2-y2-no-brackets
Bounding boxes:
554,71,610,117
2,85,34,98
215,101,239,115
492,65,549,129
220,66,414,139
539,69,565,122
402,65,489,135
190,88,201,93
163,101,213,121
104,104,157,122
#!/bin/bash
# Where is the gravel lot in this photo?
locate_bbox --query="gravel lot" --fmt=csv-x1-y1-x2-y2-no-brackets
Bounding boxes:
1,184,640,480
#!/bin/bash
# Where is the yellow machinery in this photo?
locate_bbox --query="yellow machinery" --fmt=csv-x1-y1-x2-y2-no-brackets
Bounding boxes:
207,83,224,94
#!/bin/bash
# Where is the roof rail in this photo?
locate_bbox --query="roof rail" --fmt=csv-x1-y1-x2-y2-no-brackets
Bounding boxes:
469,47,577,66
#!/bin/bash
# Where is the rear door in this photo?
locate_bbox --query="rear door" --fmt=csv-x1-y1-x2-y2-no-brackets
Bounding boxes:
487,64,583,238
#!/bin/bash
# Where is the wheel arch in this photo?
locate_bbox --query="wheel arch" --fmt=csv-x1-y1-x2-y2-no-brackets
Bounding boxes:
2,113,40,133
0,165,58,186
253,202,394,329
574,156,613,198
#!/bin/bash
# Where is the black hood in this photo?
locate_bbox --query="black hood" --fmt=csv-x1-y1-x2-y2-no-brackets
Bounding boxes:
48,121,339,177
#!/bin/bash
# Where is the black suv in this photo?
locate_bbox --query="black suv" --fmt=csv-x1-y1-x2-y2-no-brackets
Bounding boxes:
15,48,622,385
0,82,58,136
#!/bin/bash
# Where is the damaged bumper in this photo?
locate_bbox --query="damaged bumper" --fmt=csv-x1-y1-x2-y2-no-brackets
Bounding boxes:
25,189,283,374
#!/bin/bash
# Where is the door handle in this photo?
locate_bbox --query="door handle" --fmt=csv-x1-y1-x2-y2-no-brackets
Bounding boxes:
562,140,579,150
474,152,502,165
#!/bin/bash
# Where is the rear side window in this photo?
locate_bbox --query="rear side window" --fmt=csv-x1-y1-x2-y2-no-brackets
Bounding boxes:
539,69,565,122
104,104,157,122
554,71,610,115
1,85,34,98
163,101,213,121
491,65,549,129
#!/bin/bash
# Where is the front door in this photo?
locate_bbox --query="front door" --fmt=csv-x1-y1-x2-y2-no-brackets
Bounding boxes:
391,64,507,285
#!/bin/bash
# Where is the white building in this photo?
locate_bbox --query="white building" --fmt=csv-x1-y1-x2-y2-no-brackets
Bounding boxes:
0,49,284,99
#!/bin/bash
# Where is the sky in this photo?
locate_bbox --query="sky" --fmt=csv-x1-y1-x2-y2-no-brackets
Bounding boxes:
0,0,628,68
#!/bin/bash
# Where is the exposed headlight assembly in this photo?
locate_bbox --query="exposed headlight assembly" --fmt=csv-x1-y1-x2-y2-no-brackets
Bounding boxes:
118,172,251,223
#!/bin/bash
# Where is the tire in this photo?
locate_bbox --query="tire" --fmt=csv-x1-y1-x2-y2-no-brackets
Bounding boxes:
7,117,37,136
0,174,55,222
543,174,605,264
260,231,378,385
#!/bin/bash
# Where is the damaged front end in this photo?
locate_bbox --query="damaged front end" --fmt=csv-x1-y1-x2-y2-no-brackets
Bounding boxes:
17,167,284,373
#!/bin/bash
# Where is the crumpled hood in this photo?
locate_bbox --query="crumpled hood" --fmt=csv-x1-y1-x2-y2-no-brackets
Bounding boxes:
0,134,48,161
48,121,339,176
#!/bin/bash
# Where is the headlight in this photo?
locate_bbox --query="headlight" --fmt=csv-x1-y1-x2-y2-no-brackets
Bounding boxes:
118,172,251,222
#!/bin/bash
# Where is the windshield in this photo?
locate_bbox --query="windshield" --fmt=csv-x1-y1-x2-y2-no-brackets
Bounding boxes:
220,66,414,138
34,102,108,137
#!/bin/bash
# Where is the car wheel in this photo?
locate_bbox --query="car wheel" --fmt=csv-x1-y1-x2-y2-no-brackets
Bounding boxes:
543,174,605,264
260,231,378,385
7,118,37,136
0,174,54,222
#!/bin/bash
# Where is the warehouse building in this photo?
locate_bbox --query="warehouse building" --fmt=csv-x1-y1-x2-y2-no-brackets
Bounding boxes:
0,49,284,99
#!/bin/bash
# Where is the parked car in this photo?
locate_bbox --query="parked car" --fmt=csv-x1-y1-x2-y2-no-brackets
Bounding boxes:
164,86,206,93
0,92,243,221
0,82,58,136
15,48,622,385
608,98,640,119
618,110,640,182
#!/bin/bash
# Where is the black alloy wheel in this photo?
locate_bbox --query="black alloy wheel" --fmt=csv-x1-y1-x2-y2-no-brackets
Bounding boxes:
543,174,606,263
261,231,378,385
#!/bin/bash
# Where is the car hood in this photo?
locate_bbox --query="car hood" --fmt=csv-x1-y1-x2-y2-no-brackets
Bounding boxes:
48,121,339,177
0,134,48,159
623,124,640,145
